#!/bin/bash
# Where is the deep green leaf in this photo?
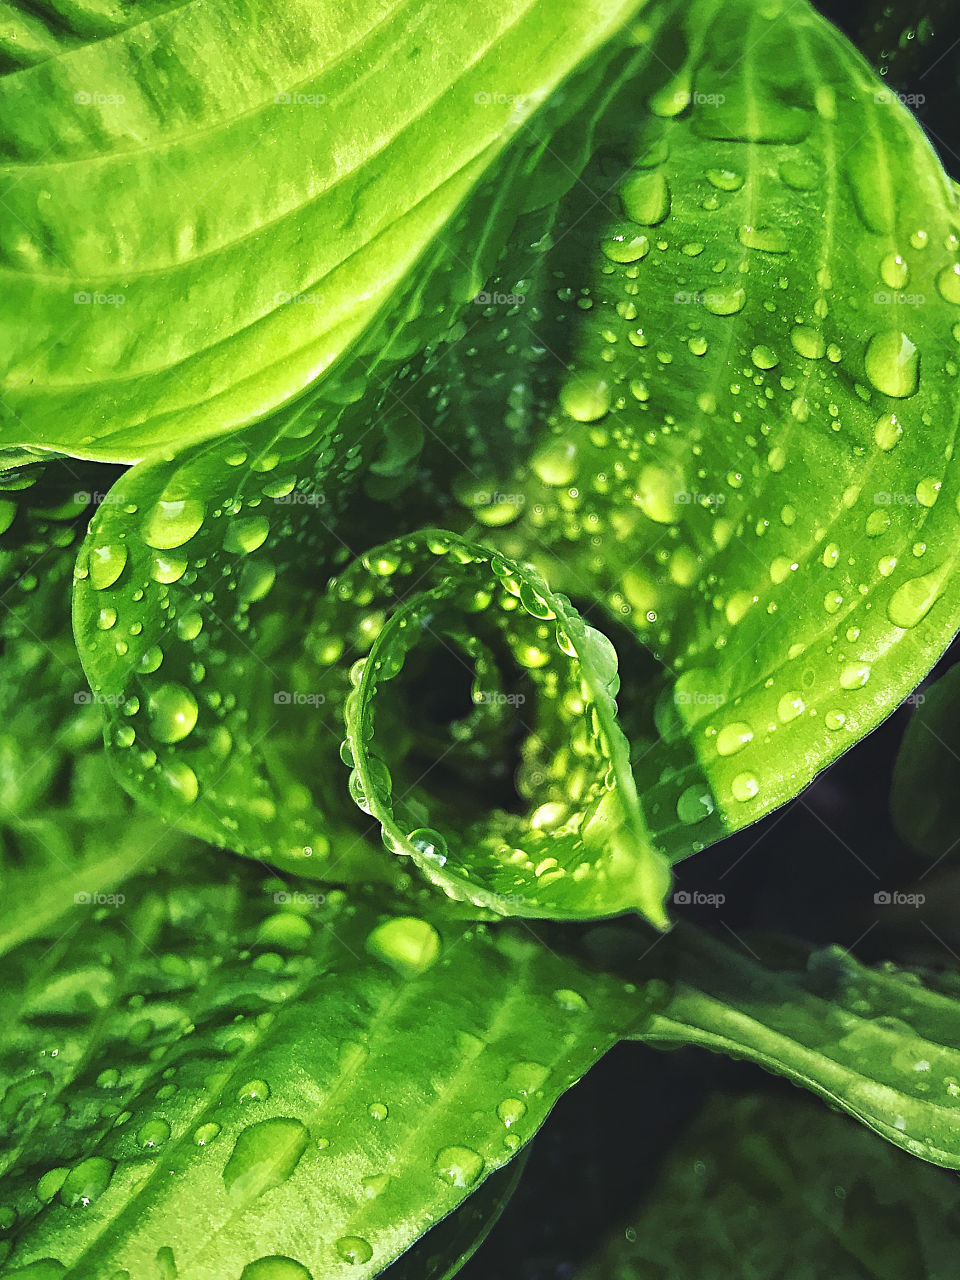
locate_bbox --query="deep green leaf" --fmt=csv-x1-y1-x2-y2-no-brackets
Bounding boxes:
636,924,960,1168
575,1093,960,1280
0,852,661,1277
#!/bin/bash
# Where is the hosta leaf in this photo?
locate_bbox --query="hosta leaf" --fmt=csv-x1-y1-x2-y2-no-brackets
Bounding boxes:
0,461,197,949
383,1154,527,1280
0,851,662,1277
8,849,960,1277
76,0,960,914
335,530,671,924
362,0,960,862
890,663,960,857
575,1093,960,1280
637,924,960,1168
0,0,649,463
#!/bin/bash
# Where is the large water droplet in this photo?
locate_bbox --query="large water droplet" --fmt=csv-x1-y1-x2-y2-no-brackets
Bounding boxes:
60,1156,113,1207
864,330,920,398
716,722,754,756
887,563,948,628
620,170,670,225
367,917,441,974
89,543,127,590
241,1256,313,1279
731,773,759,802
148,684,198,744
873,412,902,451
559,376,611,423
143,498,205,550
223,1118,308,1197
136,1119,171,1149
676,784,715,824
936,263,960,305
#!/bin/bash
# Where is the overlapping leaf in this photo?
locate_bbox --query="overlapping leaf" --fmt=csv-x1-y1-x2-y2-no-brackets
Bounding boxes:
0,0,652,463
575,1093,960,1280
76,0,960,926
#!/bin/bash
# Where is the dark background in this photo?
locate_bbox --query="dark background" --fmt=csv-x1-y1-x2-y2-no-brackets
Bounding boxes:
457,4,960,1276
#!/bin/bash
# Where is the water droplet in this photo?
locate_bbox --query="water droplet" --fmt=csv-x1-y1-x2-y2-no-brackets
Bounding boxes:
887,563,948,628
407,828,448,864
600,228,650,263
240,1258,313,1280
790,326,826,360
497,1097,528,1127
703,287,746,316
532,438,579,486
367,917,441,974
916,476,941,508
89,543,127,590
60,1156,113,1207
553,988,589,1012
636,465,679,525
839,663,871,690
880,254,909,289
559,376,611,423
148,684,198,744
151,554,187,585
224,517,270,556
706,168,743,191
864,330,920,398
223,1118,308,1197
621,170,670,225
335,1237,373,1266
936,263,960,304
731,773,759,802
873,412,902,451
136,1119,171,1149
194,1122,221,1146
825,711,847,731
738,225,788,253
237,1079,271,1104
676,784,715,824
435,1146,484,1188
777,692,805,723
716,722,754,756
751,344,779,370
368,1102,389,1121
822,543,840,568
143,498,205,550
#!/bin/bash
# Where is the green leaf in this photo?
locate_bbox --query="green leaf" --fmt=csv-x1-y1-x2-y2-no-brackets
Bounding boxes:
366,0,960,863
0,461,197,951
338,530,671,925
0,0,649,463
574,1092,960,1280
0,852,661,1277
891,664,960,857
383,1154,527,1280
75,0,960,914
636,924,960,1168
